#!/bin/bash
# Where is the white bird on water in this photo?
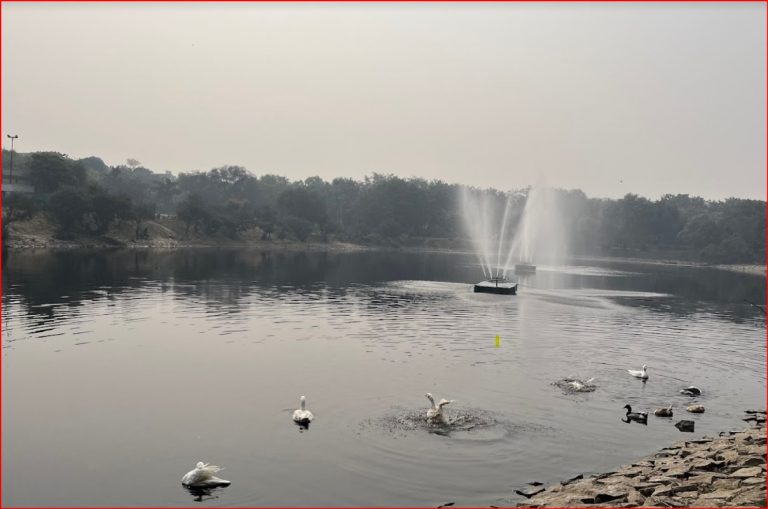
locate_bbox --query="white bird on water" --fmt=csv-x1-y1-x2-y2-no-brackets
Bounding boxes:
181,462,231,488
569,377,595,390
627,365,649,380
425,393,453,422
292,395,314,425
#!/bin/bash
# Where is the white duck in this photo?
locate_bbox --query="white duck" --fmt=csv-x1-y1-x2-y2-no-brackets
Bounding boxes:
425,393,453,422
627,365,648,380
569,377,595,390
292,395,314,425
181,462,231,487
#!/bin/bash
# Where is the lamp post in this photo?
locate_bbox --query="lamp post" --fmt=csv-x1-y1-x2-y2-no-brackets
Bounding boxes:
6,134,18,192
6,135,18,214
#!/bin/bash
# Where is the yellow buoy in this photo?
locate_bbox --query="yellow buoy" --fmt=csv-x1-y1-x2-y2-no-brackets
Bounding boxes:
495,335,500,348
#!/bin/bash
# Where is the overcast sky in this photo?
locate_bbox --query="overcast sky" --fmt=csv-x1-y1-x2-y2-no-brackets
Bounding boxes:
2,2,765,200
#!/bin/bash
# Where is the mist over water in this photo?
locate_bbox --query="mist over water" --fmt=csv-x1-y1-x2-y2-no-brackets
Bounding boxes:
460,186,569,278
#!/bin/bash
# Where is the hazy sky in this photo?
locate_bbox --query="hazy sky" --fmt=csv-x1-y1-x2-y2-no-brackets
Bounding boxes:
2,2,765,200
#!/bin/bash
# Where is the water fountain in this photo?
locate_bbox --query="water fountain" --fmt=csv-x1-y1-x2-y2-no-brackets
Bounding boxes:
460,186,566,294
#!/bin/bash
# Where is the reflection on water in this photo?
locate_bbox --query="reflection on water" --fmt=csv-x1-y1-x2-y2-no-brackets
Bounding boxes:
621,417,648,426
184,485,226,503
2,249,765,507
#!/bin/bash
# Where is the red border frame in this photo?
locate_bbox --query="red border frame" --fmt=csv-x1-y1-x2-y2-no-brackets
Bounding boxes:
0,1,765,508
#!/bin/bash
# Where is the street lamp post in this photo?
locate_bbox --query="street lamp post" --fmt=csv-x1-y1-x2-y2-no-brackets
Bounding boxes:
6,135,18,215
6,134,18,193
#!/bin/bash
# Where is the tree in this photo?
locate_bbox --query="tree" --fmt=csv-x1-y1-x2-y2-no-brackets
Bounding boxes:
47,186,91,238
278,187,328,239
87,185,129,234
330,177,360,230
126,158,141,169
677,213,722,250
257,205,278,240
176,194,210,236
78,156,110,177
131,202,156,240
284,216,314,242
153,178,179,213
28,152,86,194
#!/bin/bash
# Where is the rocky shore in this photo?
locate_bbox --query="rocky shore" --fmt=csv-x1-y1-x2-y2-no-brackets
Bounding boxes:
518,412,766,508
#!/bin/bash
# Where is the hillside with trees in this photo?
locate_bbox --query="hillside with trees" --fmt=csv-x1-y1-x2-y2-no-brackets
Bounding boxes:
1,149,764,264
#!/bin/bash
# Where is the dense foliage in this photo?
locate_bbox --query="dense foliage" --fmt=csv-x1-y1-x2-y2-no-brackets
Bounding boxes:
1,149,764,263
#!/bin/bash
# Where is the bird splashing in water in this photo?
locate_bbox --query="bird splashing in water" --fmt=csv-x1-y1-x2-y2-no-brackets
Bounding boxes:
425,393,454,423
553,377,597,394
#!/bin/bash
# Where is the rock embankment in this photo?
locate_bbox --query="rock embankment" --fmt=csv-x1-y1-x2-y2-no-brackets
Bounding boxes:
518,413,766,508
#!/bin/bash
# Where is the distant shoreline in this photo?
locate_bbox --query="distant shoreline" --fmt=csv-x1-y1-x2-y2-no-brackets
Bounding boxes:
3,217,764,277
4,236,372,253
572,255,766,277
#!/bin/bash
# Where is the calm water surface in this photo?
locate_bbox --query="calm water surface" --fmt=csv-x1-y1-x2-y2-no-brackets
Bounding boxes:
2,249,765,507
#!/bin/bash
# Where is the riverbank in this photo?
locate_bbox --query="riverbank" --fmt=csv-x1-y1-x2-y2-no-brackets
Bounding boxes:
517,413,766,508
2,215,371,252
3,216,766,277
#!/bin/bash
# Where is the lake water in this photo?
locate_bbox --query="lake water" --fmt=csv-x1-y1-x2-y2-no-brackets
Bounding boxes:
2,249,765,507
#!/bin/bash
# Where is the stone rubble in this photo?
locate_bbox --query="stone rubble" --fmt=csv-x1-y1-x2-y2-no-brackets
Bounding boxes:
518,412,766,508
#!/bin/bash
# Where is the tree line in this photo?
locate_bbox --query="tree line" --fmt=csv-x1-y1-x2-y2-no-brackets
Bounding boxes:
1,149,764,264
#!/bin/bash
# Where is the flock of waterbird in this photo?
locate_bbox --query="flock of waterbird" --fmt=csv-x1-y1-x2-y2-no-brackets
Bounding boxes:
181,392,455,489
181,367,704,490
181,395,316,489
622,364,704,427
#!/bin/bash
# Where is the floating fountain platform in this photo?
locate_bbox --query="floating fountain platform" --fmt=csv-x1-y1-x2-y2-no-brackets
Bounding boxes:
474,277,518,295
515,263,536,274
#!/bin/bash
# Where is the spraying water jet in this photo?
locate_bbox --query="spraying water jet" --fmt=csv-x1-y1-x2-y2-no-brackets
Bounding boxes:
461,186,566,292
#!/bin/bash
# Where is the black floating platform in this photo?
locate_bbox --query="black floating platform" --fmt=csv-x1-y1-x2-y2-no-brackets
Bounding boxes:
474,278,518,295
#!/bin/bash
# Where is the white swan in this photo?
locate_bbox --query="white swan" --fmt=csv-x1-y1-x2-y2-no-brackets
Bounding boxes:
292,395,314,424
425,393,453,422
627,365,648,380
181,462,231,487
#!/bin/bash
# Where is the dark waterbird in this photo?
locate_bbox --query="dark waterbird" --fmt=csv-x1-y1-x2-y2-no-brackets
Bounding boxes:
680,386,702,396
622,404,648,424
